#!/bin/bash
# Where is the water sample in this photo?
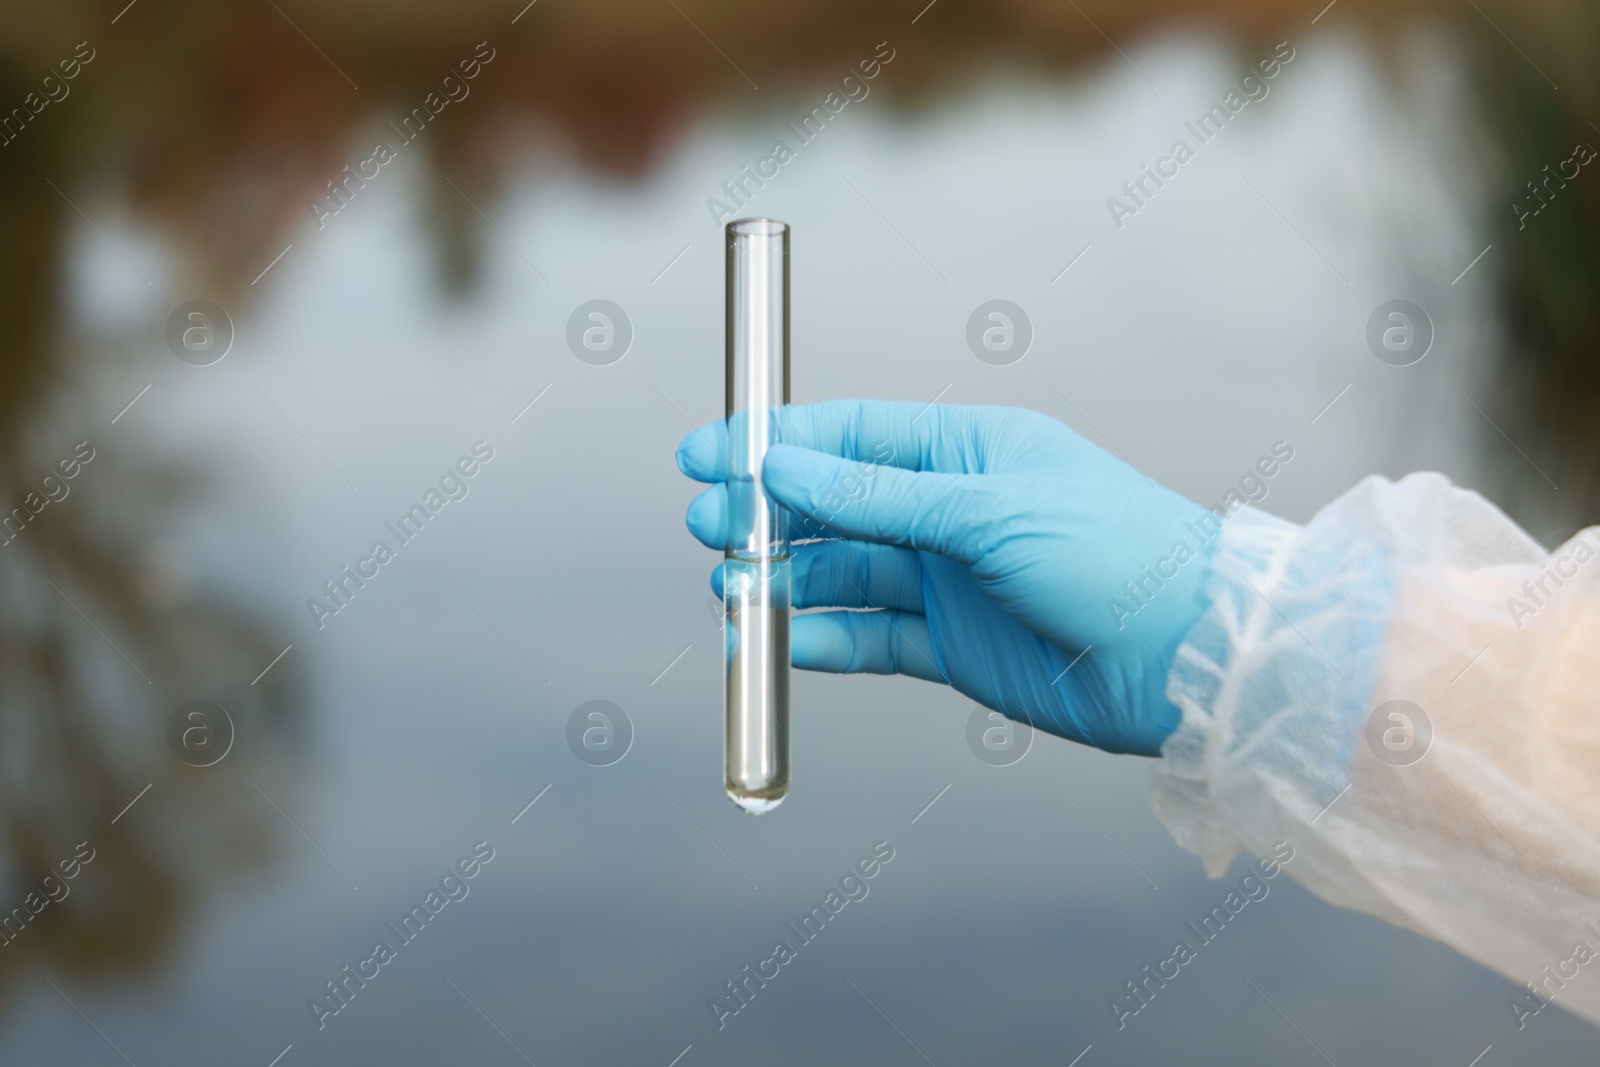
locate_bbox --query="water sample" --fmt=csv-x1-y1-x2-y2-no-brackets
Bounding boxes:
724,218,791,814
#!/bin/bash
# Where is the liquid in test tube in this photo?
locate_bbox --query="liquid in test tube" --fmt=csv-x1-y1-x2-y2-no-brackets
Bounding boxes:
724,218,791,814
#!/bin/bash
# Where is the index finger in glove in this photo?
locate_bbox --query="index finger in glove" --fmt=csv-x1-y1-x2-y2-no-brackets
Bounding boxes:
675,399,1060,483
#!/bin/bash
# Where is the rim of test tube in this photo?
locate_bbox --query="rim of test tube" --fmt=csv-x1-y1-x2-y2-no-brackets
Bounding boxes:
727,218,789,236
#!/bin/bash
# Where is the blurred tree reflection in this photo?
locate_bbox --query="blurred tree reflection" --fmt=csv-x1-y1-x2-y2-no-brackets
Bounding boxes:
0,441,304,997
1467,0,1600,532
0,8,313,1006
0,0,1591,995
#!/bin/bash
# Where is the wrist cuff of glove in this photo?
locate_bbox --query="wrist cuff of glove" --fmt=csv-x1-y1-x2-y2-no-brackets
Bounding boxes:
1151,503,1393,875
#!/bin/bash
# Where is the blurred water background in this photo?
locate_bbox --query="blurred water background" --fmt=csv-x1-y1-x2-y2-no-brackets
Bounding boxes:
0,1,1596,1063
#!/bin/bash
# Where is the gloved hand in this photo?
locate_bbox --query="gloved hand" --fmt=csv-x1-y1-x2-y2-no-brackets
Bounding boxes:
677,399,1216,756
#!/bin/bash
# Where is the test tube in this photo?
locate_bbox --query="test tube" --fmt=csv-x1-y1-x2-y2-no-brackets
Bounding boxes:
724,218,791,814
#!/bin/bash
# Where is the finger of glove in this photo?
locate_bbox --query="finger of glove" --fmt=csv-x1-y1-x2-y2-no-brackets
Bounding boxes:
710,540,924,611
676,398,1034,482
791,610,945,684
675,420,733,483
762,444,989,563
685,483,838,550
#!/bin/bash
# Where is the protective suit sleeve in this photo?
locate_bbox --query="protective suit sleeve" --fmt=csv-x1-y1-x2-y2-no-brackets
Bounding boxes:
1153,471,1600,1029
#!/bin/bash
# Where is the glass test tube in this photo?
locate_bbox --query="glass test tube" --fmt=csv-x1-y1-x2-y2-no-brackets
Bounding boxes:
724,219,791,814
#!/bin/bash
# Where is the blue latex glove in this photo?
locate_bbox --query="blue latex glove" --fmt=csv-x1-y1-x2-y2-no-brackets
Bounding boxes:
677,400,1216,756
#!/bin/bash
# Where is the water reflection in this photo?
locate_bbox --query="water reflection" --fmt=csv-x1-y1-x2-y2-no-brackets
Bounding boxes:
0,434,303,997
0,99,304,991
2,2,1596,509
0,0,1595,1056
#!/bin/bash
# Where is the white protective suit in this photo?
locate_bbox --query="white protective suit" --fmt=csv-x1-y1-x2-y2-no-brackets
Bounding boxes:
1153,473,1600,1029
